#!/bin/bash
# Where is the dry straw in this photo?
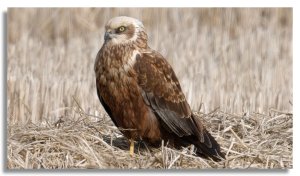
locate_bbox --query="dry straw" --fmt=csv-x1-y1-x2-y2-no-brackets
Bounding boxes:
7,101,292,168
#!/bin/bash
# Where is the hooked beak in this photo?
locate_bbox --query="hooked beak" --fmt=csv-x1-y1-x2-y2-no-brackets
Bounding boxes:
104,32,111,41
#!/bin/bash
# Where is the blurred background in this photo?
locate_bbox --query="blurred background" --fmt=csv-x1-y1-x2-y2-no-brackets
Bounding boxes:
7,8,292,124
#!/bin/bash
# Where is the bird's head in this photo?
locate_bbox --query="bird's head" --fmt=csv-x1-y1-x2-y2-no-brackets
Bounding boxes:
104,16,148,46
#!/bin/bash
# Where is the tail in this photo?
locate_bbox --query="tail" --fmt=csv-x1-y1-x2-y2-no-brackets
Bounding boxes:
190,129,225,161
188,115,225,161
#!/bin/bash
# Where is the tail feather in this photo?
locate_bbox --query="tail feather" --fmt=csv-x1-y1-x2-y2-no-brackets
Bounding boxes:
193,129,225,161
163,114,225,161
173,132,225,161
188,114,225,161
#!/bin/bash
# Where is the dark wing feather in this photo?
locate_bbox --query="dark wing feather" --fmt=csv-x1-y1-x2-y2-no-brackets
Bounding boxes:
133,51,199,137
134,51,224,161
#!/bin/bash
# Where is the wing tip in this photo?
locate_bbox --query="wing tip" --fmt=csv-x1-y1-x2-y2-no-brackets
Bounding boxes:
195,129,226,162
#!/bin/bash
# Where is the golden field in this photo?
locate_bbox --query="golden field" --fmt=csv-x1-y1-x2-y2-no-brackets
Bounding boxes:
7,8,292,169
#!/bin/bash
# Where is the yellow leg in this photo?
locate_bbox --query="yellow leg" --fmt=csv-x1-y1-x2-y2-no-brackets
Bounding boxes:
129,139,134,157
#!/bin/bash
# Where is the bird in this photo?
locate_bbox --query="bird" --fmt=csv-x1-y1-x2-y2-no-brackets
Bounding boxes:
94,16,225,161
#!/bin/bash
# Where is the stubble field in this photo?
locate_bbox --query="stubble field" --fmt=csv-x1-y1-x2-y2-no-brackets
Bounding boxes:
7,8,292,169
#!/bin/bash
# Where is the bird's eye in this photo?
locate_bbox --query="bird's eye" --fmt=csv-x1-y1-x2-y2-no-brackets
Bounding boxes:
117,26,126,33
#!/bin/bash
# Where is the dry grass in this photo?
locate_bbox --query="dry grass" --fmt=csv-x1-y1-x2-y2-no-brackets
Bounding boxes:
7,103,292,169
7,8,292,169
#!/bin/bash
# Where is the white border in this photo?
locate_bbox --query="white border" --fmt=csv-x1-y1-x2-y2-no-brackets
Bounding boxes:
0,0,296,7
1,0,298,176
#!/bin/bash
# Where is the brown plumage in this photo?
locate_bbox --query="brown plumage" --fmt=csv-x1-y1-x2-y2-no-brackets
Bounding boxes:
94,16,225,161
